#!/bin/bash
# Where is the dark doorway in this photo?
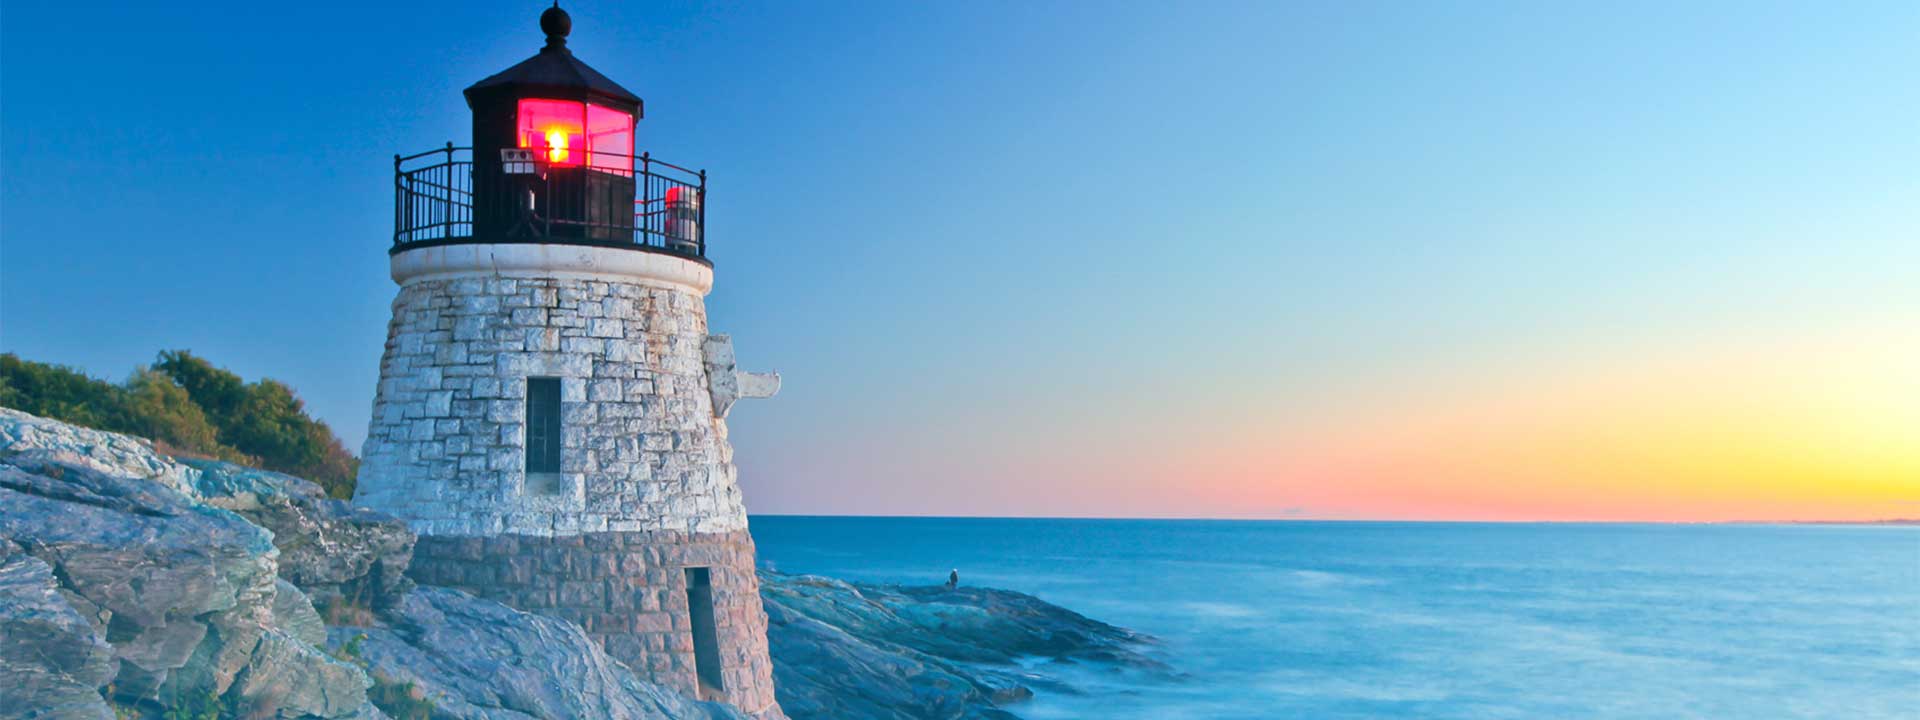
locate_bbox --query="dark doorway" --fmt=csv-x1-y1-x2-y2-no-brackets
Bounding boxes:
684,567,725,696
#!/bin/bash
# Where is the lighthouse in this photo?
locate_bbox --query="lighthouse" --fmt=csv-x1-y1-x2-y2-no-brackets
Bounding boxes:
354,6,784,716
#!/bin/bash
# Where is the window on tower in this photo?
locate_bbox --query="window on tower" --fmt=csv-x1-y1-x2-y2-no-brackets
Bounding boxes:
517,99,582,165
517,98,633,173
586,103,633,173
525,377,563,494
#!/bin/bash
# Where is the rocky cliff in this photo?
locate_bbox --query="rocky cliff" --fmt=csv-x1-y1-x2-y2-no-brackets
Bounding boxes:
0,409,742,720
0,409,1162,719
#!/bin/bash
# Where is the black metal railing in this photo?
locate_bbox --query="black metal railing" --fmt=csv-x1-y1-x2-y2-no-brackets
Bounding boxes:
393,144,706,259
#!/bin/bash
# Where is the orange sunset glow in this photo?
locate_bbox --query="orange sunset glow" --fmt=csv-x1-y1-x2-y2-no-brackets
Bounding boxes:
1169,326,1920,522
764,318,1920,523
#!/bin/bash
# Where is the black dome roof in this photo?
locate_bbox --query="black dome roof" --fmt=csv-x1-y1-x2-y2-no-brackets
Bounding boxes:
464,5,642,115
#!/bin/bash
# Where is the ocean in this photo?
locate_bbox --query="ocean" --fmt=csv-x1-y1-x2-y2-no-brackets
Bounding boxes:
748,517,1919,719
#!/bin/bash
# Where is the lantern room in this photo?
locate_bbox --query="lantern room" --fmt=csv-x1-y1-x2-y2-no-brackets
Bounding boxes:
464,5,642,163
463,4,644,245
392,4,708,259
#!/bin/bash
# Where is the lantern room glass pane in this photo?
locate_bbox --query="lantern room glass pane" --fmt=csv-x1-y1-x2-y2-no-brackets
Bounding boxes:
586,103,633,175
517,98,585,166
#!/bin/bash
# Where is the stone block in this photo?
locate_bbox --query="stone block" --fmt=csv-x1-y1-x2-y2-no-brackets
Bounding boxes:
461,294,501,314
410,366,444,391
486,399,523,423
471,377,501,398
587,379,623,402
560,336,602,355
434,342,470,365
487,449,518,471
633,612,672,633
525,327,561,352
408,419,437,441
453,315,490,341
582,318,617,338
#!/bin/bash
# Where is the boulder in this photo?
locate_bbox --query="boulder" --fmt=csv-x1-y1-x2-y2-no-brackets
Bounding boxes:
760,572,1167,720
226,630,373,719
271,579,329,648
0,548,116,720
0,408,197,495
0,409,373,718
861,584,1161,668
762,597,1013,720
0,457,279,700
183,460,414,614
332,587,744,720
0,409,415,618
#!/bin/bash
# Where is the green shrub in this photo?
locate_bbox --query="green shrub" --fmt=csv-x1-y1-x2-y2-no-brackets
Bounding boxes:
0,351,359,498
161,688,221,720
0,354,132,430
330,634,433,720
123,369,252,465
334,632,367,663
153,350,359,498
367,674,435,720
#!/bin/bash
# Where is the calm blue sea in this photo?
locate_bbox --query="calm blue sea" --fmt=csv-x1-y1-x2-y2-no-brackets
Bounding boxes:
748,518,1919,719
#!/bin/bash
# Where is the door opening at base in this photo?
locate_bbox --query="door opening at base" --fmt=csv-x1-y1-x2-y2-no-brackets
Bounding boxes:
685,566,725,698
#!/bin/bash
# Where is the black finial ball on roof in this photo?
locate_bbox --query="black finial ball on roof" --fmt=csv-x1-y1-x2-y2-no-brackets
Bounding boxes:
541,4,572,46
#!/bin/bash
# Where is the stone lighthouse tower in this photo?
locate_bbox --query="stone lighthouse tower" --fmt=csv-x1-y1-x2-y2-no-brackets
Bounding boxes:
354,6,784,716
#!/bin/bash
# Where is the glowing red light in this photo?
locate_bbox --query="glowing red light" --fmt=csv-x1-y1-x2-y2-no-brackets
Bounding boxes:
517,98,632,171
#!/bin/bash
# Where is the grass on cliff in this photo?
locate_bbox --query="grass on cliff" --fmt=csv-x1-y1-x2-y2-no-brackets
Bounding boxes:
0,351,359,498
336,633,436,719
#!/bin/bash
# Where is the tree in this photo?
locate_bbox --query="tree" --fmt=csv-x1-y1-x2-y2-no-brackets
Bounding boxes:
122,369,250,464
152,350,359,498
0,351,360,499
152,350,250,432
0,354,131,430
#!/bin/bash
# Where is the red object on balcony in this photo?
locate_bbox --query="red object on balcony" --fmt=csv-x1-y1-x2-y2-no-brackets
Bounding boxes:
664,184,701,248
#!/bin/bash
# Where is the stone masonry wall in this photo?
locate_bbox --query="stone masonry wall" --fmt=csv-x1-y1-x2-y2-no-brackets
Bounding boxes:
354,274,749,537
407,529,782,718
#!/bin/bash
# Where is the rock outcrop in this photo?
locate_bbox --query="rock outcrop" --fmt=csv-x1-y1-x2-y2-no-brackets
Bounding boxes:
0,408,751,720
333,588,744,720
0,408,377,719
761,573,1167,720
182,459,415,614
0,408,1166,720
0,548,117,720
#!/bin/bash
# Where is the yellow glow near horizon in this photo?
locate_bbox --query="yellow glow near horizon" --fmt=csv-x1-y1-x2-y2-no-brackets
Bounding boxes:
1163,326,1920,522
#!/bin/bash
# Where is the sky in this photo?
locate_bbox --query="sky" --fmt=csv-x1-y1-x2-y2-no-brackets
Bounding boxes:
2,0,1916,522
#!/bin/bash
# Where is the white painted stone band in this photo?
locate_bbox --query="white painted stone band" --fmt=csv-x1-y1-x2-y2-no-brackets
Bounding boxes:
392,243,715,295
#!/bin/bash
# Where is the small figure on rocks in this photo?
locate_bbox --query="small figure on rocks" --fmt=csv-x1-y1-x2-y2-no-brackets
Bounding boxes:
947,568,959,590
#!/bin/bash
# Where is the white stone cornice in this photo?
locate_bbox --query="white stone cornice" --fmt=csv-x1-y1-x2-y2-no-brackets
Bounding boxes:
391,243,714,295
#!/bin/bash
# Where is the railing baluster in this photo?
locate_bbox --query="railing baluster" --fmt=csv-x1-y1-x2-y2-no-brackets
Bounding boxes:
646,175,652,245
395,146,703,258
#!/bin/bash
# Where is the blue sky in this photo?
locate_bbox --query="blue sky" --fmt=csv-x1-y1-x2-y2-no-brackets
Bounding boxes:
4,1,1915,518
